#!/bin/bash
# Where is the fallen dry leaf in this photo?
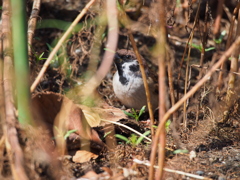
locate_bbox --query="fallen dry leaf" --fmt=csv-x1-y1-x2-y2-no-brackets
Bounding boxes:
32,92,104,147
72,150,98,163
101,167,113,176
78,104,126,127
80,171,98,179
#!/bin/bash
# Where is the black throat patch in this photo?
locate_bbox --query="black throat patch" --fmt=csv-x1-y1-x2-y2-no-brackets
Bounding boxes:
129,63,139,72
129,63,142,78
119,75,129,85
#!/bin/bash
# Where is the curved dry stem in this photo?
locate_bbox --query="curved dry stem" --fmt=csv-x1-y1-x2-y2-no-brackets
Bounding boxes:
28,0,41,58
128,33,155,138
83,0,118,96
149,36,240,179
183,1,201,128
213,0,224,36
101,119,151,142
228,4,240,91
154,0,168,179
218,2,240,91
135,159,212,180
0,24,5,176
30,0,96,92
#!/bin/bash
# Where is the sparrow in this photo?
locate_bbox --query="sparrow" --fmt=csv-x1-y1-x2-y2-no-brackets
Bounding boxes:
112,49,158,111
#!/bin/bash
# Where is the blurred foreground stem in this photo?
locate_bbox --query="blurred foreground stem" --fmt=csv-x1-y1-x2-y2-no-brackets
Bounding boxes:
11,0,32,125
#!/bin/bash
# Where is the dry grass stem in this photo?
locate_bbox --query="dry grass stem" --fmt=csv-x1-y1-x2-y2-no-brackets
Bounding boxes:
198,1,209,79
217,3,240,91
30,0,96,92
167,57,177,123
227,6,240,92
28,0,41,58
2,0,28,179
183,1,201,129
128,33,155,137
83,0,118,97
101,119,151,142
155,0,168,178
213,0,224,36
192,64,240,76
134,159,213,180
0,24,5,177
150,36,240,180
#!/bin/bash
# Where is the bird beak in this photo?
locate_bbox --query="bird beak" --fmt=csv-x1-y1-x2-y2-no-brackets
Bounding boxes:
114,53,122,65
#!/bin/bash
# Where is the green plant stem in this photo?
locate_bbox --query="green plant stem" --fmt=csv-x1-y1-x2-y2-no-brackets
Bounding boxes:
11,0,32,125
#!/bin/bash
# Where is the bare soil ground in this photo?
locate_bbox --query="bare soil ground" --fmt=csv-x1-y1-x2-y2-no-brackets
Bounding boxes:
1,0,240,179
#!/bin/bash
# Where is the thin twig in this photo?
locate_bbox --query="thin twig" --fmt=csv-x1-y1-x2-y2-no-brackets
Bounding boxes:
28,0,41,58
155,0,167,178
191,64,240,76
228,4,240,91
134,159,213,180
183,0,201,129
167,56,177,125
128,33,155,138
0,24,5,176
101,119,151,142
213,0,224,36
30,0,96,92
80,0,118,98
217,3,240,91
198,1,209,79
117,0,156,141
150,36,240,180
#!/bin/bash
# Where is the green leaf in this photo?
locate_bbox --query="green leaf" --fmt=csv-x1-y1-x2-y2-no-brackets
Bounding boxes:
139,106,146,118
64,129,77,140
173,149,189,154
205,47,215,52
165,119,171,132
129,134,138,145
103,131,112,138
104,48,116,53
136,130,151,145
188,43,202,52
152,125,158,128
115,134,130,143
214,30,227,44
123,110,135,118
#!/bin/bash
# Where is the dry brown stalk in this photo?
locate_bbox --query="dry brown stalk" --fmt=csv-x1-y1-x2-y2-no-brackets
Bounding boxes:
192,64,240,76
150,36,240,180
183,1,201,128
84,0,119,149
183,34,193,128
128,33,155,138
213,0,224,36
198,1,209,79
227,5,240,92
217,3,240,91
167,55,177,124
155,0,167,178
80,0,118,97
135,159,213,180
30,0,97,92
0,24,5,176
2,0,28,179
176,0,199,102
28,0,41,59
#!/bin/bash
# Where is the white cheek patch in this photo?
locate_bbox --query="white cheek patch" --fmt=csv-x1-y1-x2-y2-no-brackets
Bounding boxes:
123,60,140,77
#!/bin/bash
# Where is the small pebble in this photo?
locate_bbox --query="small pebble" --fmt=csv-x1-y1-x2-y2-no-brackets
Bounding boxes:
196,170,204,176
189,150,196,160
218,176,226,180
